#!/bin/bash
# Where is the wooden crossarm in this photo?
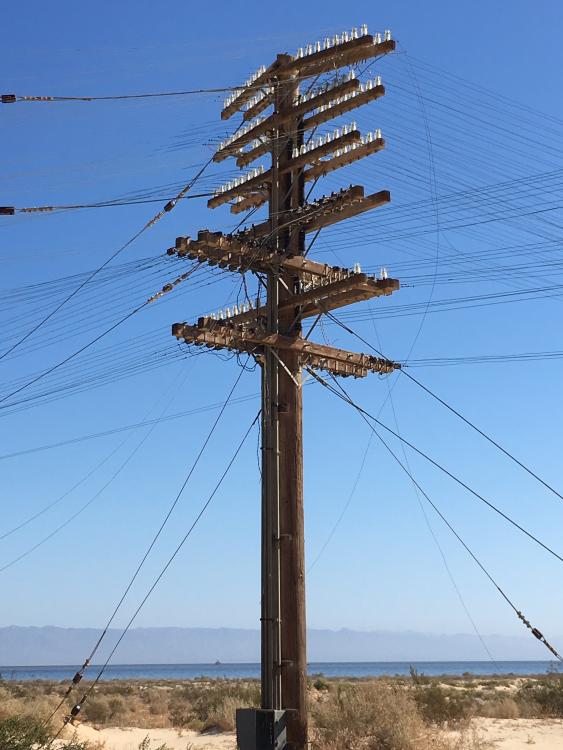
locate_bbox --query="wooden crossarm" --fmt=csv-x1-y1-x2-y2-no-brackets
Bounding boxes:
172,322,399,377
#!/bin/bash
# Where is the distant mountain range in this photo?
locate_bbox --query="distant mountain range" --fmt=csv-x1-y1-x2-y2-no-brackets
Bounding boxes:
0,626,553,665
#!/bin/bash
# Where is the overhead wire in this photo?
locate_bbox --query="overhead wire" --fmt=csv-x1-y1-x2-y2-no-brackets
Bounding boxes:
45,409,260,746
43,360,249,725
307,367,563,566
325,311,563,505
0,157,214,362
312,368,562,662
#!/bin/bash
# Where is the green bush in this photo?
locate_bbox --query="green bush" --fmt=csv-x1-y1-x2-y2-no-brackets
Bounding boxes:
0,715,90,750
0,716,49,750
81,696,110,724
413,683,471,726
169,680,260,732
518,675,563,717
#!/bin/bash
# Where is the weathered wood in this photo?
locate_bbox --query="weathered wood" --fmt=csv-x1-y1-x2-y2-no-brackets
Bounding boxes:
172,323,399,377
305,137,385,181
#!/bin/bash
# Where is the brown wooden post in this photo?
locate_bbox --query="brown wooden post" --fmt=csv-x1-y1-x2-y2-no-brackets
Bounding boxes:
276,78,308,750
171,32,399,750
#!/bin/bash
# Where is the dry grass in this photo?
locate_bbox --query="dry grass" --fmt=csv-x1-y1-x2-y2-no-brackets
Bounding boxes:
310,681,487,750
1,672,562,748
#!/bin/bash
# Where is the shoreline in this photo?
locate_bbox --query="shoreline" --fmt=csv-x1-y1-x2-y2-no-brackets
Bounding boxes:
1,659,559,682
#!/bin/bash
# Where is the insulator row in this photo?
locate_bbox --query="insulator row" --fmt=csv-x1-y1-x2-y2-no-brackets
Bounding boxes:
219,115,267,152
213,165,266,196
315,129,382,161
297,70,356,106
291,122,359,158
299,264,389,292
208,301,255,321
295,27,391,58
313,76,382,116
245,88,273,112
223,65,267,110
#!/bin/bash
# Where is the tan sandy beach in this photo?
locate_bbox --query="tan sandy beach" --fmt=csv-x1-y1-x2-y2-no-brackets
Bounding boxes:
470,718,563,749
59,724,237,750
61,718,563,750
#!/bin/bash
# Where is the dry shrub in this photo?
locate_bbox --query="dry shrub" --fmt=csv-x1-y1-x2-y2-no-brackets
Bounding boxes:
144,689,170,717
517,675,563,717
311,682,455,750
169,680,260,732
478,697,520,719
0,685,61,724
413,684,472,726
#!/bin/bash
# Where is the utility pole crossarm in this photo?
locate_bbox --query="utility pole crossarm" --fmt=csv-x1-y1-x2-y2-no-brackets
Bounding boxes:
172,322,399,377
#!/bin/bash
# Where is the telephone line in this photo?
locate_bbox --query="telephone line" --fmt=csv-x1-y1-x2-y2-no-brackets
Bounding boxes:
309,367,563,567
44,362,247,725
45,410,260,747
325,311,563,506
319,369,562,662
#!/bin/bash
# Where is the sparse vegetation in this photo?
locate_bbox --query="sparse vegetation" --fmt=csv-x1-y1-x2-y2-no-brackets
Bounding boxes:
0,714,91,750
0,671,561,748
310,681,484,750
517,673,563,717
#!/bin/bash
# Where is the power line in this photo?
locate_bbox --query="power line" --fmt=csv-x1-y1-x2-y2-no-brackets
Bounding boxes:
307,366,563,566
325,311,563,505
0,391,260,460
0,363,195,541
45,410,260,747
310,368,562,662
44,362,248,725
0,192,213,215
0,262,204,409
0,159,213,361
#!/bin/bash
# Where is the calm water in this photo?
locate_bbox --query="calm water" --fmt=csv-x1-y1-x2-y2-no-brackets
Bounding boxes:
0,661,558,682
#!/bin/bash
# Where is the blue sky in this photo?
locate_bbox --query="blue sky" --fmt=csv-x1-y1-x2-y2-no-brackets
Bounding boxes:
1,0,563,661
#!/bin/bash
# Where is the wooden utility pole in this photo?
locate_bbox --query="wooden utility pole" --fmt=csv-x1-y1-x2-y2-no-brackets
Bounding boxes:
170,26,398,750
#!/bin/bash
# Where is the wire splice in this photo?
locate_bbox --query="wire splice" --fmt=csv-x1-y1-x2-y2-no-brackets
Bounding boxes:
517,611,562,660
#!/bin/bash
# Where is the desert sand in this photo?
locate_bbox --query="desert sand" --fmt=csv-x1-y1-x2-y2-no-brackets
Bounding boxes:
470,717,563,748
59,724,237,750
60,718,563,750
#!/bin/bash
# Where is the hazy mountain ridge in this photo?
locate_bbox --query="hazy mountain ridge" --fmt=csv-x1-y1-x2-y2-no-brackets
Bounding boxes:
0,626,552,665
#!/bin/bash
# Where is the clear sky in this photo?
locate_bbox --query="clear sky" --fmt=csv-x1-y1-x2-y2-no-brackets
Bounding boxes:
2,0,563,661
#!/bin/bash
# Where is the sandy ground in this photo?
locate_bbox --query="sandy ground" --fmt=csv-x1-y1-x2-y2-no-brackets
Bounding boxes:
57,718,563,750
57,724,236,750
458,718,563,749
